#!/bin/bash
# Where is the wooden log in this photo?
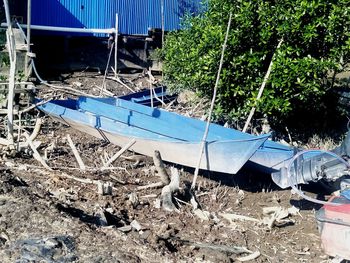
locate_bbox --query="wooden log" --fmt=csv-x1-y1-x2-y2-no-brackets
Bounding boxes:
153,150,170,185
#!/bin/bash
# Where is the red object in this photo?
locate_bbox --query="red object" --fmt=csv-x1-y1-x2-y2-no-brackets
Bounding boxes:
316,196,350,260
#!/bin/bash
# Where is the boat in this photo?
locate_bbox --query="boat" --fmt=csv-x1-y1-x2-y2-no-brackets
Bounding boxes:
38,94,349,186
118,86,177,106
38,96,270,174
75,95,299,174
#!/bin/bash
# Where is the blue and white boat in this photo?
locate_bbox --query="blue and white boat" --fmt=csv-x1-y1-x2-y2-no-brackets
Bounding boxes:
38,96,270,174
38,94,348,188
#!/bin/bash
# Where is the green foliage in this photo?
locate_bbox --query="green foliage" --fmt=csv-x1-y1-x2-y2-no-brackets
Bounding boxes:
162,0,350,122
0,51,10,67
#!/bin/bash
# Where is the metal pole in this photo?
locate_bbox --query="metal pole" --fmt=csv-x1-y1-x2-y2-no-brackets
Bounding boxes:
114,13,118,78
191,13,232,189
242,39,283,133
3,0,12,31
25,0,31,78
1,23,116,34
161,0,164,47
2,0,16,149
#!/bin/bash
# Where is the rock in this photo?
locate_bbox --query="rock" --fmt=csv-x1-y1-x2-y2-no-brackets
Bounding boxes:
118,225,132,232
130,220,142,231
12,236,78,263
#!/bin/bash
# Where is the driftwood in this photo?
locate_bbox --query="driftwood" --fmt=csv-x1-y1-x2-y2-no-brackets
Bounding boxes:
219,212,260,224
161,167,180,212
1,117,43,151
136,181,164,191
23,132,52,170
153,150,170,185
28,117,43,142
109,174,126,185
237,251,261,262
66,134,86,171
136,150,170,191
20,98,54,115
106,76,136,93
121,154,147,167
102,139,136,170
172,237,253,255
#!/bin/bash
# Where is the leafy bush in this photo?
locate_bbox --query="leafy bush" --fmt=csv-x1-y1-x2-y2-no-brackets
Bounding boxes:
162,0,350,123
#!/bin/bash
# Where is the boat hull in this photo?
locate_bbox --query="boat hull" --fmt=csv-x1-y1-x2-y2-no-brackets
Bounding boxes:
39,100,269,174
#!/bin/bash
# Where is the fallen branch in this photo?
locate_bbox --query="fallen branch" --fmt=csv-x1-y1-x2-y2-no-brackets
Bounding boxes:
100,41,115,95
8,164,128,172
136,181,164,191
102,139,136,170
106,76,136,93
121,154,147,167
28,117,43,142
219,212,260,223
237,251,261,262
173,237,253,255
66,134,86,171
23,132,52,170
20,98,54,114
0,138,9,146
109,174,126,185
57,172,95,184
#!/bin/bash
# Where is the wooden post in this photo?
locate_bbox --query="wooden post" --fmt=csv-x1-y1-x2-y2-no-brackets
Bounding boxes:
114,13,118,78
25,0,31,78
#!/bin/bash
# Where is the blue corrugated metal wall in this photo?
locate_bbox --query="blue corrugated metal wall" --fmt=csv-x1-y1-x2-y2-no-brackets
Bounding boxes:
29,0,203,36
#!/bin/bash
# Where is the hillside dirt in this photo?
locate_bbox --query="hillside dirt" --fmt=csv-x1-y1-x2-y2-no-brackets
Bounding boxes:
0,71,346,263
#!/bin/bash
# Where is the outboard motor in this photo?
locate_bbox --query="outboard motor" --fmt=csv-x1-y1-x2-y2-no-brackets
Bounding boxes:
272,133,350,190
272,133,350,261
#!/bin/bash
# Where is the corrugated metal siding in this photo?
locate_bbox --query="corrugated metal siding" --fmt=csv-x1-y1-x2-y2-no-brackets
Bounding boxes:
117,0,203,35
31,0,117,36
29,0,203,36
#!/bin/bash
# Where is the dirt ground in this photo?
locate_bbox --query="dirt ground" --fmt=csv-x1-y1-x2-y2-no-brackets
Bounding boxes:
0,72,345,262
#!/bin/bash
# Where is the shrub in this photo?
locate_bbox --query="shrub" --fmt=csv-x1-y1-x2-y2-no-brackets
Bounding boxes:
162,0,350,123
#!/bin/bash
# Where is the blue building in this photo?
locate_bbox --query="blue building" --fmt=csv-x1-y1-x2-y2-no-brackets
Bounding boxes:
19,0,204,36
